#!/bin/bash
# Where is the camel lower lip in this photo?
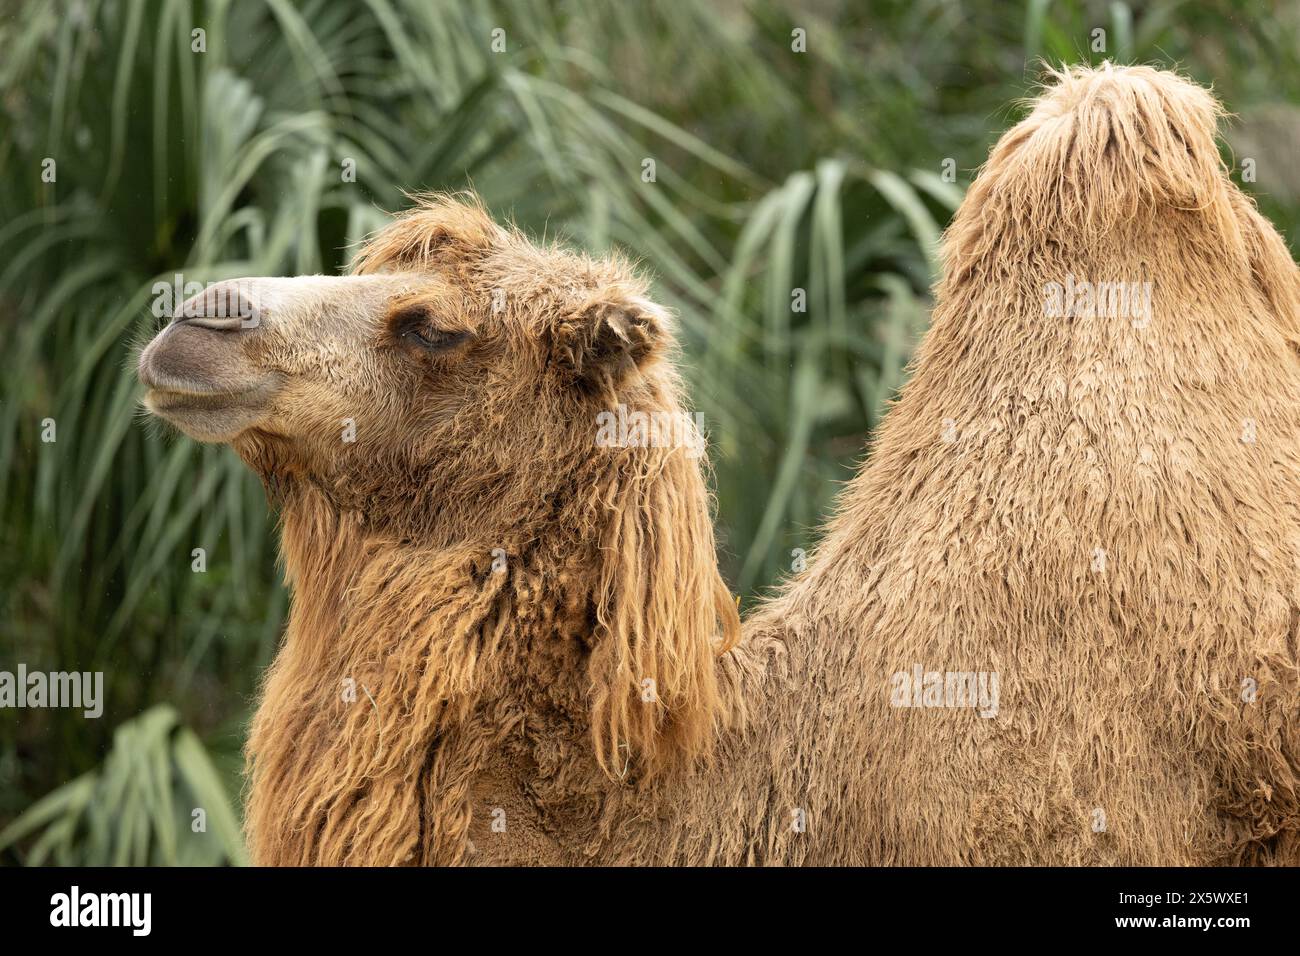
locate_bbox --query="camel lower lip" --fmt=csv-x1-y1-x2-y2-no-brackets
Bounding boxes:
142,384,275,443
145,387,260,411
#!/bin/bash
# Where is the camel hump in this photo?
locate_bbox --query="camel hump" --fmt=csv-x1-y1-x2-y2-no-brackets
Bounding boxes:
1030,61,1223,137
946,62,1235,274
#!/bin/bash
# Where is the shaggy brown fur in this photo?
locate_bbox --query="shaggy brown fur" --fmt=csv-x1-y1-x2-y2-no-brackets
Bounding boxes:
148,64,1299,866
235,197,747,865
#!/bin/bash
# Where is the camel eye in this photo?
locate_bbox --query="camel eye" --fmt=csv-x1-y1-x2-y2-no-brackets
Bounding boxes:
402,326,467,351
389,302,470,352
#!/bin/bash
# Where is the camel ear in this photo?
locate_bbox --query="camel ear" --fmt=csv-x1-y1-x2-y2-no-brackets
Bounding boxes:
550,292,669,386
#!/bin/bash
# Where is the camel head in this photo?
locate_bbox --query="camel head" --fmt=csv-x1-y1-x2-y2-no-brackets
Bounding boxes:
139,195,679,529
138,194,740,793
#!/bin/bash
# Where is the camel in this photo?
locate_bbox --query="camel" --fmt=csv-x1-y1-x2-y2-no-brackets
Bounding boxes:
138,63,1300,865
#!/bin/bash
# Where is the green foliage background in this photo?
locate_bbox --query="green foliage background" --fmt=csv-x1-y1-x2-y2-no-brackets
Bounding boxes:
1,0,1297,864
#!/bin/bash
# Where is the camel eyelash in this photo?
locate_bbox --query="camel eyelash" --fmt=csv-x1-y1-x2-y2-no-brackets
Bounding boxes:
400,326,469,351
388,304,470,352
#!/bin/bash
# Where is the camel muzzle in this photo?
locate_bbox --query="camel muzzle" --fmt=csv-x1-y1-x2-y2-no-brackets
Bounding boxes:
138,280,280,442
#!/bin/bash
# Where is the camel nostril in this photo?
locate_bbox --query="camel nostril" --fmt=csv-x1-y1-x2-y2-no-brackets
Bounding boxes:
171,283,263,331
175,314,254,332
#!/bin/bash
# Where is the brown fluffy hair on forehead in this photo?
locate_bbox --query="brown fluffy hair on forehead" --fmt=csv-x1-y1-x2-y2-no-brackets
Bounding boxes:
351,191,505,276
